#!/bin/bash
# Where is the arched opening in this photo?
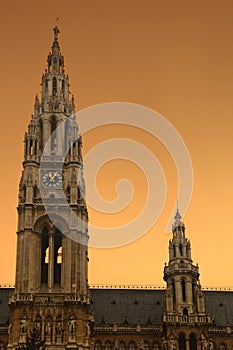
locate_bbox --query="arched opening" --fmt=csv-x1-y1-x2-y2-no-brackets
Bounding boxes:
181,278,186,301
178,333,186,350
51,116,57,152
129,343,136,350
41,227,49,284
153,343,160,350
54,229,62,284
95,342,101,350
119,342,126,350
183,308,188,316
105,342,112,350
219,344,226,350
144,343,149,350
189,334,197,350
52,77,57,96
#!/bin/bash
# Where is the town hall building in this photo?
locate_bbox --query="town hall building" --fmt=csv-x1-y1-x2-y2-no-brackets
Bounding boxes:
0,27,233,350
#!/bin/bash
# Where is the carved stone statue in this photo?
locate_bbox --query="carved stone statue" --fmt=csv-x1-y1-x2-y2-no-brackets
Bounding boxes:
56,321,63,336
45,321,52,336
68,316,77,334
169,339,177,350
86,321,91,337
162,339,168,350
20,317,28,334
114,339,120,350
201,335,209,350
139,340,145,350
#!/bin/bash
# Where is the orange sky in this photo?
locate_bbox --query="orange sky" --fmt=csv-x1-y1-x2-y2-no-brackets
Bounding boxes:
0,0,233,287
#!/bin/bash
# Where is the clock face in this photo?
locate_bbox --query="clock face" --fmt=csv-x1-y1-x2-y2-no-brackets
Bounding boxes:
41,171,63,188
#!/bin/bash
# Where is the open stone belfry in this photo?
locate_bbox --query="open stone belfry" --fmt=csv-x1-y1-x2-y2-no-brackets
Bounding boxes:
1,27,233,350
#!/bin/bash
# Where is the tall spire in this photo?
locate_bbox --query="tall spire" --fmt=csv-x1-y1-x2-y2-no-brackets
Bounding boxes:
172,205,182,232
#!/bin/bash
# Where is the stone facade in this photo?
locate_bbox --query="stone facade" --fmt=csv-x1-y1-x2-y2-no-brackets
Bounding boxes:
0,27,233,350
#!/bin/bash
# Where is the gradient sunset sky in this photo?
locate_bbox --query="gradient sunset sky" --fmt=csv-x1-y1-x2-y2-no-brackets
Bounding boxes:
0,0,233,287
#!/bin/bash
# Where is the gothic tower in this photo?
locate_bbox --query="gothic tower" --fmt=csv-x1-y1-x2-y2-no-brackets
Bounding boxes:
163,210,211,350
8,27,90,350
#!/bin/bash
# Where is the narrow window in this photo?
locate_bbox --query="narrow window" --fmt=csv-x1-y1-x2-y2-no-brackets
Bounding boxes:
173,245,176,257
172,279,176,303
33,186,37,198
179,334,186,350
39,118,43,150
179,244,183,256
181,278,186,301
52,77,57,96
41,227,49,284
51,116,57,151
30,140,33,155
189,334,197,350
54,229,62,284
62,79,65,97
192,281,196,303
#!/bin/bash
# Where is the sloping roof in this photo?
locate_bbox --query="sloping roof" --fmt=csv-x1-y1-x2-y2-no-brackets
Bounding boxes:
1,287,233,328
204,291,233,326
90,288,165,325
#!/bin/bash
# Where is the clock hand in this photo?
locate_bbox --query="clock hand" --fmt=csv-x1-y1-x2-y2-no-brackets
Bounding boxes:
50,171,58,182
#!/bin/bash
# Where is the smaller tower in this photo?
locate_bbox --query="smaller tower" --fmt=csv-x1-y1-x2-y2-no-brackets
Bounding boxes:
163,209,205,317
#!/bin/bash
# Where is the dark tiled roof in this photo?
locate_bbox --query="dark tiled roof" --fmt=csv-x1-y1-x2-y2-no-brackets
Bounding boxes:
90,289,165,325
0,288,13,324
2,287,233,328
204,291,233,326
